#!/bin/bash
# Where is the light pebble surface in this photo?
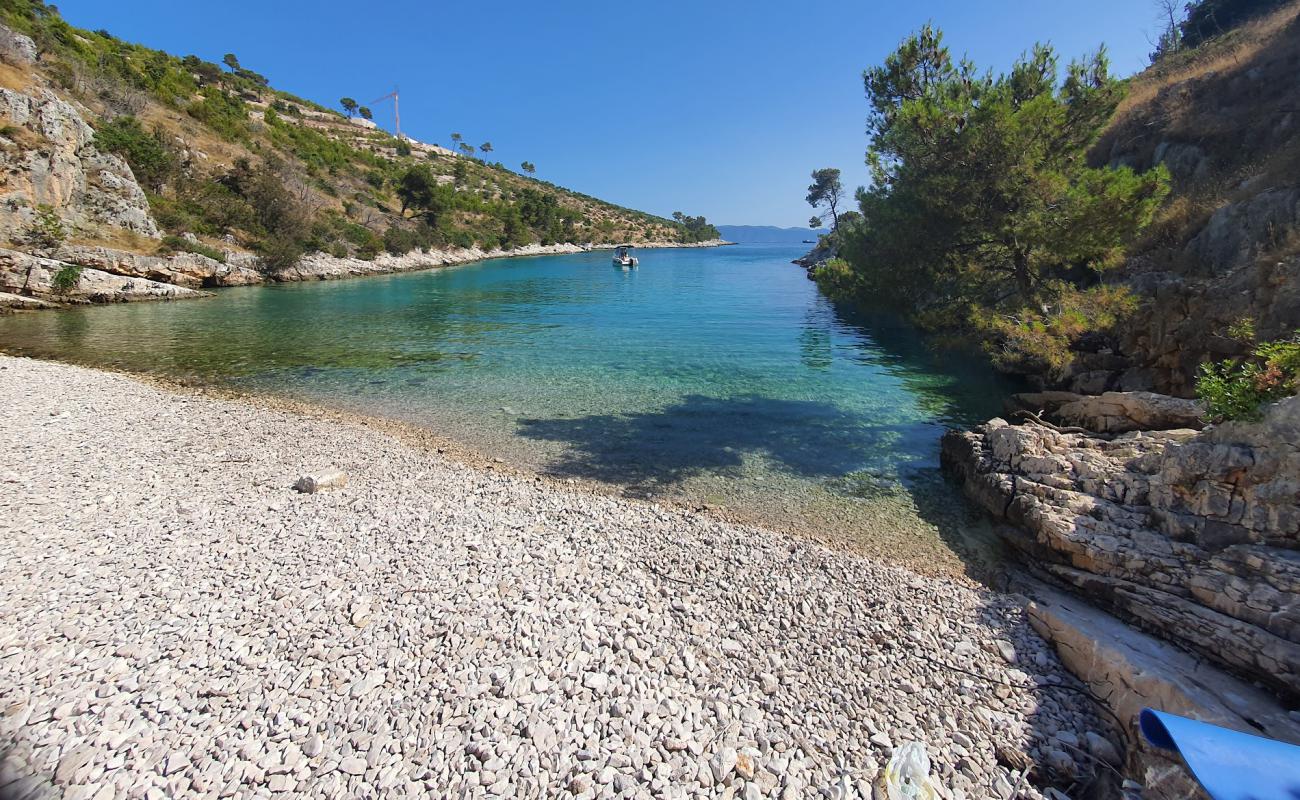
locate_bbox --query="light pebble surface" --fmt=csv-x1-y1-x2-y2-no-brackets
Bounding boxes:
0,355,1108,799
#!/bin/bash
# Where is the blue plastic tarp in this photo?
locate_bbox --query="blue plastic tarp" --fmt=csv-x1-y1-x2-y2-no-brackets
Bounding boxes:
1141,708,1300,800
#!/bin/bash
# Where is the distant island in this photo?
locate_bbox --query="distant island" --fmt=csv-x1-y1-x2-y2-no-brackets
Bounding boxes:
715,225,828,243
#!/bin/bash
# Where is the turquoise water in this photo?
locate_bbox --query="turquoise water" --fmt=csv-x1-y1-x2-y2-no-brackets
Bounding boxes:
0,244,1017,571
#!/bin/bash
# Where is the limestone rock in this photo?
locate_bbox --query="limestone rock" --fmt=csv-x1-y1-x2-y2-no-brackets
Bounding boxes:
55,245,264,288
1053,391,1205,433
0,88,160,242
0,247,210,303
943,396,1300,697
0,24,36,66
1025,582,1300,799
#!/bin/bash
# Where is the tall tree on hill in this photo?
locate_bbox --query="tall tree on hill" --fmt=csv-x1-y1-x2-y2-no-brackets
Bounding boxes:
358,106,372,120
222,53,240,71
396,165,451,222
521,161,536,175
480,142,493,157
805,168,844,230
340,97,358,117
450,132,463,151
459,142,475,157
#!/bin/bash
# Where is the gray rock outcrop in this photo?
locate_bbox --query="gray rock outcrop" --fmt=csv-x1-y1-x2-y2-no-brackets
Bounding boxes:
1052,391,1205,433
0,24,36,66
1024,582,1300,800
942,395,1300,699
0,88,160,243
0,247,208,303
55,245,263,288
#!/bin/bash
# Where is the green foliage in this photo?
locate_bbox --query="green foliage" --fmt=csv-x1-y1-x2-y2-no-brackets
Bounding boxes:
383,225,424,255
1197,330,1300,421
93,115,178,192
396,165,454,226
670,211,720,243
395,140,412,157
158,234,226,262
50,263,82,294
263,109,376,175
22,204,65,252
187,86,249,141
805,168,845,229
972,284,1138,373
825,25,1169,375
339,97,357,117
219,158,312,270
520,161,536,175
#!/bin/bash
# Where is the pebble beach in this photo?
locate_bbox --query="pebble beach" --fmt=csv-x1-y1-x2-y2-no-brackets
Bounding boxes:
0,355,1110,799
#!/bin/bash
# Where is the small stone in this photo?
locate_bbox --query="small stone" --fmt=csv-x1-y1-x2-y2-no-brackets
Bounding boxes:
162,753,188,777
710,747,738,782
1084,732,1122,767
993,640,1018,664
734,747,758,780
340,757,366,776
568,774,592,793
1045,749,1077,779
303,735,323,758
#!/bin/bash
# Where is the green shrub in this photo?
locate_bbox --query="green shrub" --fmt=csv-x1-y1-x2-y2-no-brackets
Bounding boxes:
383,226,419,255
1197,330,1300,421
93,116,178,192
158,234,226,262
23,204,65,252
50,263,82,294
187,87,249,141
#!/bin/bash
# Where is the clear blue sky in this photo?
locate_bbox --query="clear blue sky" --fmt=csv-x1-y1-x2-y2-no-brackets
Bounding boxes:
56,0,1164,227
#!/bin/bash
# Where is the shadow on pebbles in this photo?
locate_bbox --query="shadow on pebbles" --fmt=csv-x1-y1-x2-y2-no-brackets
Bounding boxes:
0,355,1113,799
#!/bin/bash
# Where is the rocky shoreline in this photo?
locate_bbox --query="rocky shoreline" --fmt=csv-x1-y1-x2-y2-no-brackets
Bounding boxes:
940,389,1300,797
0,355,1115,799
0,240,734,311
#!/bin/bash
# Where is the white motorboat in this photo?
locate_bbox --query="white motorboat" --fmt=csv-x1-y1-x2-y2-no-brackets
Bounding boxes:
612,245,638,269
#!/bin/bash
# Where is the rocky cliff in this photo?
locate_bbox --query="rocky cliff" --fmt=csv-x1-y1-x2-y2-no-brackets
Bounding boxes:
0,84,159,244
1066,6,1300,396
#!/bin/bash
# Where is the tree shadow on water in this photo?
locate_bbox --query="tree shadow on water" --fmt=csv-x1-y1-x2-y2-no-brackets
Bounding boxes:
516,393,923,494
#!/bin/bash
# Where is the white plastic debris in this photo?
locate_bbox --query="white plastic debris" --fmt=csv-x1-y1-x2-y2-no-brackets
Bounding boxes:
884,741,937,800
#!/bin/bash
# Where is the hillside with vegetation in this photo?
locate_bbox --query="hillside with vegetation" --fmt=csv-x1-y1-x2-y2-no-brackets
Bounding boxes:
812,0,1300,410
0,0,719,290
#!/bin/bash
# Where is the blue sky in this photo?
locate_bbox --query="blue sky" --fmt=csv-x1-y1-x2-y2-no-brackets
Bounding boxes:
56,1,1164,227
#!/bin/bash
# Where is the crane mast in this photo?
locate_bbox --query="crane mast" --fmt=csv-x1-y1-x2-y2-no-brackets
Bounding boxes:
368,88,400,138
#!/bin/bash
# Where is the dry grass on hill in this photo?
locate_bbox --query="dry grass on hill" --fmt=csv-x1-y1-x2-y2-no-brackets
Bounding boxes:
1094,1,1300,269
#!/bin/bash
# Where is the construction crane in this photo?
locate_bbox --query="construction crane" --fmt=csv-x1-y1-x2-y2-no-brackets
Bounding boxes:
369,88,400,138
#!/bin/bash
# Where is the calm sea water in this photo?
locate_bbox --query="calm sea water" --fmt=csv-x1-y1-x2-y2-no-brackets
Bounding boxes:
0,244,1018,573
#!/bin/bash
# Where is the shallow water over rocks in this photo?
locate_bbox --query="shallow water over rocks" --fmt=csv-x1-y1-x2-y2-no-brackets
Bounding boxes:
0,243,1020,574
